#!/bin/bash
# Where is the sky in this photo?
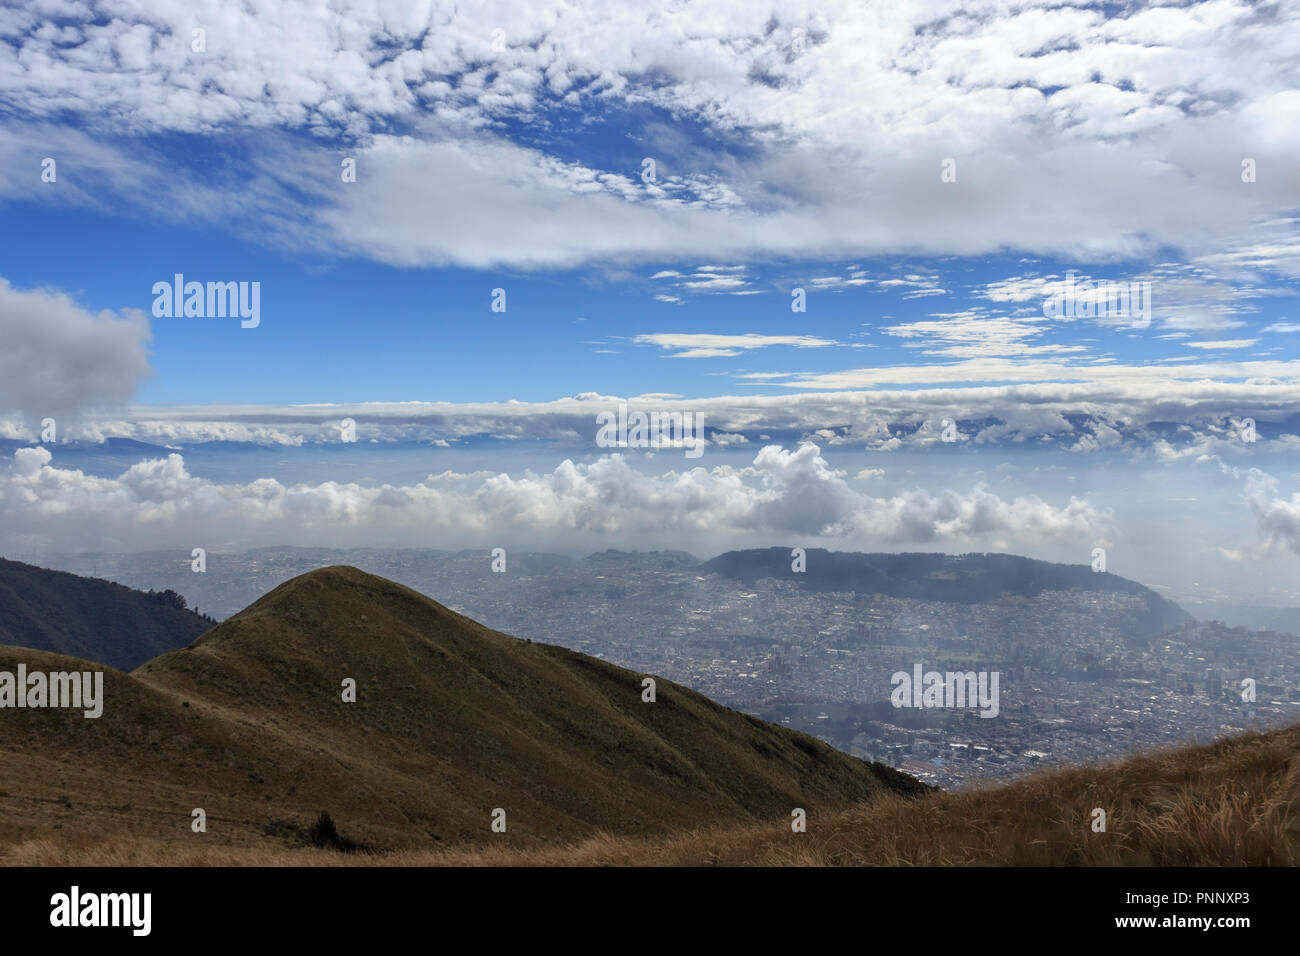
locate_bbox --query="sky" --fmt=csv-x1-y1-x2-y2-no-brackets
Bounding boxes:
1,0,1300,610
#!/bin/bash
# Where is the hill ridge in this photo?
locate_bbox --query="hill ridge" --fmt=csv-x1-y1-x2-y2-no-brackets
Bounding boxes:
701,547,1192,634
0,557,213,670
0,565,923,852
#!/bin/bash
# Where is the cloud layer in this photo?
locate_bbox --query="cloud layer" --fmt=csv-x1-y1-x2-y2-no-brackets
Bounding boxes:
0,442,1102,553
4,376,1299,462
2,2,1297,270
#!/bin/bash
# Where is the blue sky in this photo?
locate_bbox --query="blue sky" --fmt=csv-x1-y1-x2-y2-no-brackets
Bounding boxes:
3,190,1293,405
2,1,1300,608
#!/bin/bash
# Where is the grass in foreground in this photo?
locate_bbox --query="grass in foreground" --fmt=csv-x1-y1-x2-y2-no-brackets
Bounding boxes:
6,722,1298,866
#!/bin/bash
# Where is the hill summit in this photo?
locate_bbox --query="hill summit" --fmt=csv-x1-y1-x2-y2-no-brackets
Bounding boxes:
0,566,922,852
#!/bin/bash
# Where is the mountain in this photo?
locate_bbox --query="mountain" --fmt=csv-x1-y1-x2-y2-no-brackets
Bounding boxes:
0,566,923,854
0,557,214,670
701,548,1192,635
587,549,700,570
9,704,1296,866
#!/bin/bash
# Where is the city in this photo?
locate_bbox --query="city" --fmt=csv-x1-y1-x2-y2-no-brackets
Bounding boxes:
44,546,1300,790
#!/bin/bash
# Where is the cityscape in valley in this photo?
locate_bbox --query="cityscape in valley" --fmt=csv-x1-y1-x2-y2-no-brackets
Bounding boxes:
2,0,1299,885
39,546,1300,791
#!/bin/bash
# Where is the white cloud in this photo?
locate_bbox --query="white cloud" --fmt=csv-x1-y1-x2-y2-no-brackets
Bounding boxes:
1246,470,1300,558
5,374,1298,464
0,442,1104,553
1185,339,1259,350
881,311,1081,358
747,356,1300,390
2,2,1297,271
633,333,839,358
0,279,152,421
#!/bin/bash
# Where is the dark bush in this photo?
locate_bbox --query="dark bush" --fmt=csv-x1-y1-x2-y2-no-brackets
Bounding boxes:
308,811,362,852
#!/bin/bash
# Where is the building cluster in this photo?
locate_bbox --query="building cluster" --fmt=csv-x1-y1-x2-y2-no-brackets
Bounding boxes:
50,547,1300,790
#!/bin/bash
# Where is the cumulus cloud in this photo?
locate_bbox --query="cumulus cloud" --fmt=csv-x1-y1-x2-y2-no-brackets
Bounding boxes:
1246,469,1300,558
0,279,152,420
0,442,1104,553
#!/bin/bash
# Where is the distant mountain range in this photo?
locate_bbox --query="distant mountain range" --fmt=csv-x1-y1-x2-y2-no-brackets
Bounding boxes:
0,557,213,670
0,565,922,853
701,548,1193,636
38,547,1199,635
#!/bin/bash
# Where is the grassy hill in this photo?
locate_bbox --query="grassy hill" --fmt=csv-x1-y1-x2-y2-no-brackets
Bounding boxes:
0,557,213,670
8,719,1295,866
0,566,922,856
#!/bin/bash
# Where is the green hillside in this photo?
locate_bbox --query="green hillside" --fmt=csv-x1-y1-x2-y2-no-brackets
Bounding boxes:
0,566,922,853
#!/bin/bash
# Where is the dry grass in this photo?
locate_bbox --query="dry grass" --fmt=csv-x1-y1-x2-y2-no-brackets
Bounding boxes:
0,567,920,854
8,722,1298,867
